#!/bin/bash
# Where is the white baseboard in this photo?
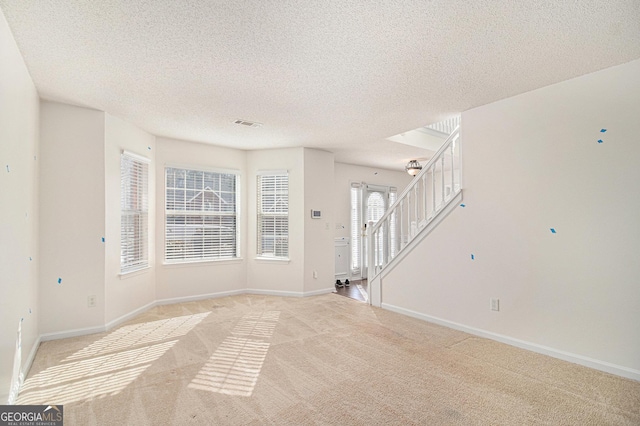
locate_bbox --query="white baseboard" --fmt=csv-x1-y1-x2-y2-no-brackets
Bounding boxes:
104,300,157,331
14,288,338,404
245,287,335,298
381,303,640,382
40,288,334,344
40,325,106,342
155,289,245,306
245,288,304,297
303,287,335,297
22,336,41,379
6,336,41,405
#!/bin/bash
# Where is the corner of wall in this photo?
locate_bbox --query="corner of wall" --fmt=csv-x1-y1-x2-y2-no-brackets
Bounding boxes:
303,149,335,293
0,8,41,403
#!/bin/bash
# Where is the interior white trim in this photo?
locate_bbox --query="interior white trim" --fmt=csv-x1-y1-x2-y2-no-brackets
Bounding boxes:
256,169,288,176
373,191,463,281
37,287,337,343
162,258,244,267
245,289,301,297
254,257,290,263
381,303,640,382
301,288,335,297
121,149,151,164
40,325,106,342
164,162,240,176
245,288,335,298
8,336,42,404
104,300,157,331
23,336,41,381
118,266,151,279
155,290,245,306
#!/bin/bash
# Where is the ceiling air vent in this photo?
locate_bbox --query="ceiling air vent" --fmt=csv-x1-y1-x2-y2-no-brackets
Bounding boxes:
233,119,262,128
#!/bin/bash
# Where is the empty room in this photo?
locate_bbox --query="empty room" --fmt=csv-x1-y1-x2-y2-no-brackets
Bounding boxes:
1,1,639,424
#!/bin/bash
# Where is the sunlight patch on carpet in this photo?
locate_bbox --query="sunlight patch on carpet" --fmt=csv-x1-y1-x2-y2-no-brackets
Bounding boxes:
189,311,280,397
18,313,209,404
65,313,209,360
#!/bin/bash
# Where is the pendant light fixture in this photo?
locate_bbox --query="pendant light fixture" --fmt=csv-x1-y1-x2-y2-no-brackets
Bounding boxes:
405,160,422,176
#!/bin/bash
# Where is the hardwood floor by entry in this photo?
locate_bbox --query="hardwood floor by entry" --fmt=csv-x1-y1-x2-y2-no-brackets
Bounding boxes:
334,279,368,302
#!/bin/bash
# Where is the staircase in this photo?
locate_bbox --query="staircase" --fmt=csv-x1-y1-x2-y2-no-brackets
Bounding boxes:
367,126,462,306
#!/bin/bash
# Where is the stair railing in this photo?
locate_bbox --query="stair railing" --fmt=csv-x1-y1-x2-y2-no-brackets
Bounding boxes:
368,126,461,278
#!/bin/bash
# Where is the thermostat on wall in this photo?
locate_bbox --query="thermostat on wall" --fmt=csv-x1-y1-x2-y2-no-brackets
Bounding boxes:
311,210,322,219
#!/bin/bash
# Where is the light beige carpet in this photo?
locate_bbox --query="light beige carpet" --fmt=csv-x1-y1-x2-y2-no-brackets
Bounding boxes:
17,294,640,425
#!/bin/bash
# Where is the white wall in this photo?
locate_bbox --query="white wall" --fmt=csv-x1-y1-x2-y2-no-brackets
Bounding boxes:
154,137,247,301
0,10,40,403
382,59,640,377
303,149,335,294
39,102,106,335
246,148,305,295
104,114,156,324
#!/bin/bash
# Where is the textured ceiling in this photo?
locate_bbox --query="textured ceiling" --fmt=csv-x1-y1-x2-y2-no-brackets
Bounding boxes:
2,1,640,171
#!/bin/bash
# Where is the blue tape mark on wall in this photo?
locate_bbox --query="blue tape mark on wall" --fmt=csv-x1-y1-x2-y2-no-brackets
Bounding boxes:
460,203,466,208
6,165,9,172
148,146,152,150
597,139,603,144
58,278,62,284
471,254,475,260
550,228,557,234
29,256,32,261
600,129,607,133
101,237,105,243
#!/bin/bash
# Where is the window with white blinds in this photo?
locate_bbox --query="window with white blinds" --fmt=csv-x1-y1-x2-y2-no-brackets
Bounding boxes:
120,152,149,273
257,173,289,258
165,167,239,262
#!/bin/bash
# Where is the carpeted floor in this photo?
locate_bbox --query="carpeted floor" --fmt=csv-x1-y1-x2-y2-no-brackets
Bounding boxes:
17,294,640,425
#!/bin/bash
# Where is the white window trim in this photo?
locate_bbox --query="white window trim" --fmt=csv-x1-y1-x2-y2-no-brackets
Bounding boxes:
122,149,151,164
256,169,288,176
162,258,244,267
120,151,149,274
119,266,151,279
254,256,290,263
257,172,289,259
164,166,241,263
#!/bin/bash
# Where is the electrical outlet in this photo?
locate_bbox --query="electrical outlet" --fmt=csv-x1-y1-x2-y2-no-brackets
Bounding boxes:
490,298,499,311
88,295,96,308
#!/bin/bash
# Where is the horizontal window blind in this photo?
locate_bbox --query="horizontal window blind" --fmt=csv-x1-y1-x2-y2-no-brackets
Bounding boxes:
165,167,238,262
121,153,149,273
257,173,288,258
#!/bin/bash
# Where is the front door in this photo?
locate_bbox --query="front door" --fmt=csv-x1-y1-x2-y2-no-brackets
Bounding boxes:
361,185,387,279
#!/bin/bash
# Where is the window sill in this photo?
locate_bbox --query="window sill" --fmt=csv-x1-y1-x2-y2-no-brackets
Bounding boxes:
162,258,244,268
119,266,151,280
254,257,290,264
